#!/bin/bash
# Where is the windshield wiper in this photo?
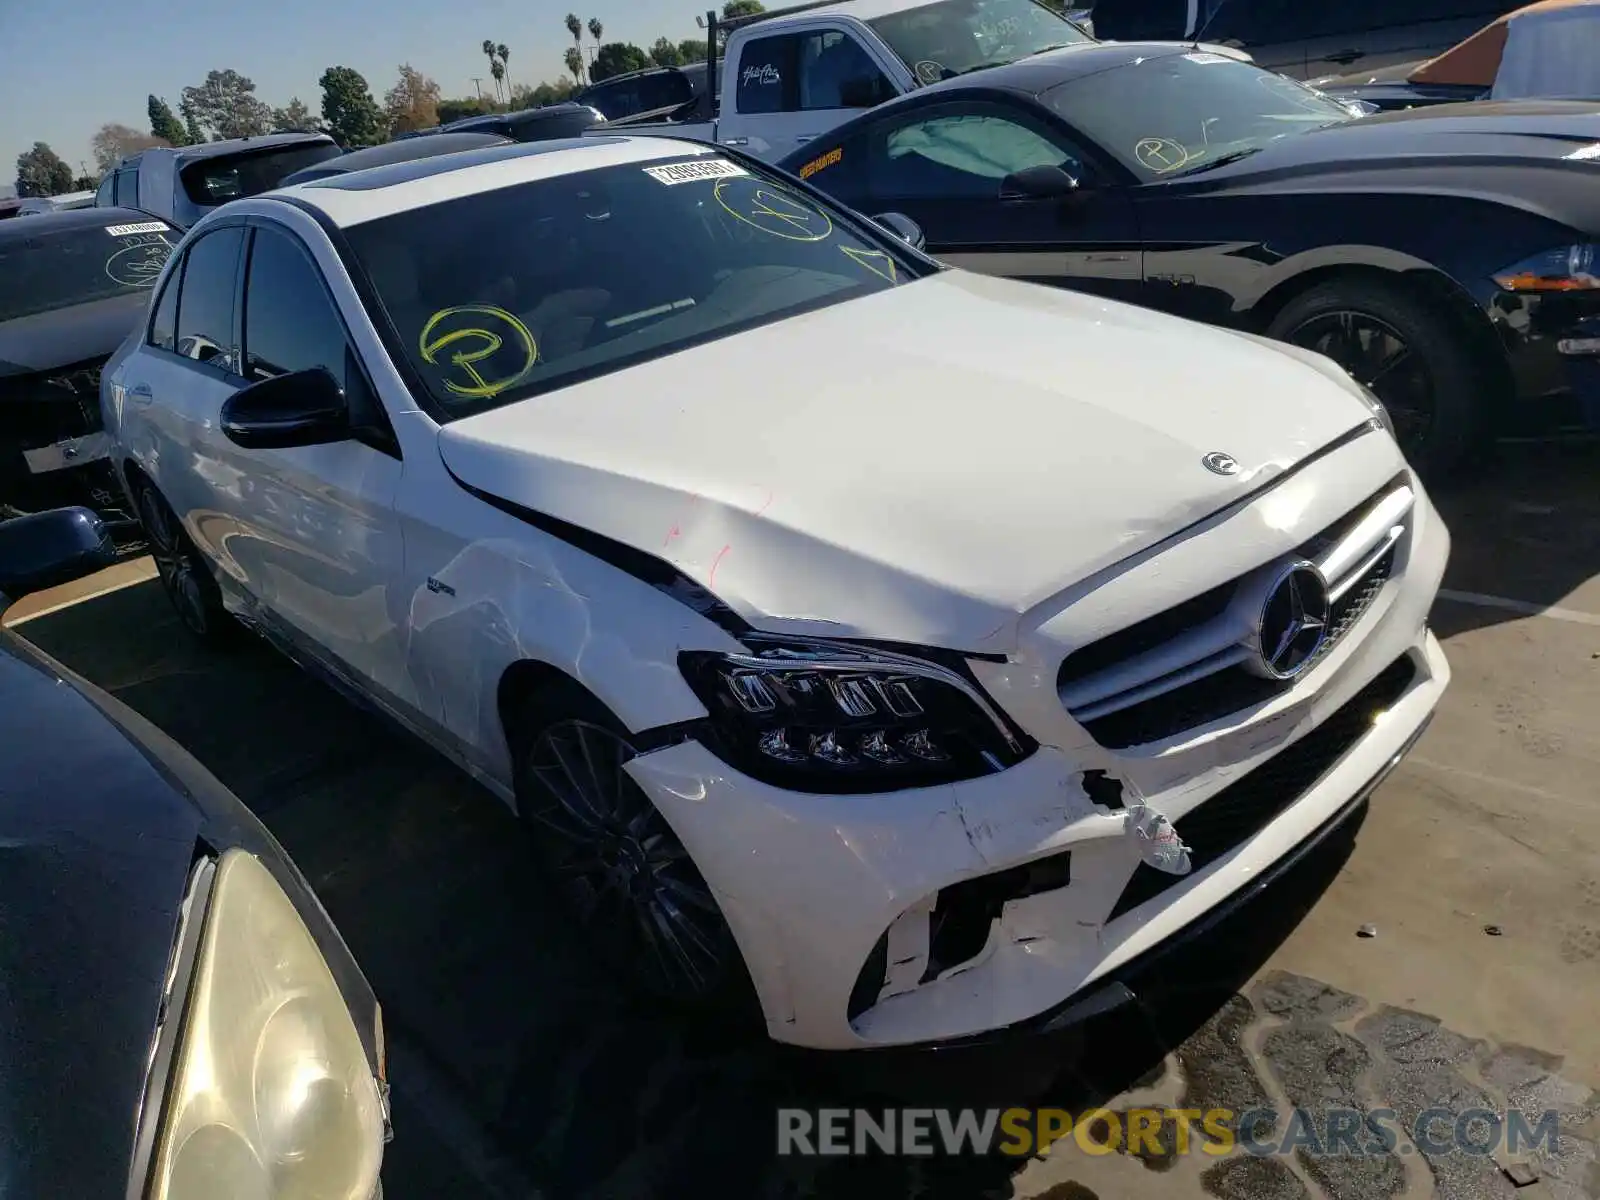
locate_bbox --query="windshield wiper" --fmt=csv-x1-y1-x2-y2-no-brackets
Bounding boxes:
1173,146,1263,177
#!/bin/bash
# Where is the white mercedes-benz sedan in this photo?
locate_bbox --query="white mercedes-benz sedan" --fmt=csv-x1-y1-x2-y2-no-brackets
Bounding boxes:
103,135,1450,1052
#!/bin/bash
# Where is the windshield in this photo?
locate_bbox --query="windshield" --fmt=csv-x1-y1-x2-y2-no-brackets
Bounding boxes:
1045,51,1353,180
869,0,1092,83
0,219,176,323
179,143,342,207
344,155,918,420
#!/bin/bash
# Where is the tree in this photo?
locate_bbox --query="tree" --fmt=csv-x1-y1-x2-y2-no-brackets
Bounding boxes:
563,46,587,84
73,175,97,191
723,0,765,16
91,124,167,173
148,95,188,145
180,69,274,140
650,37,685,67
563,14,587,83
588,17,604,51
15,143,75,198
437,95,496,125
181,105,205,146
319,66,388,147
272,97,321,131
480,40,502,102
679,38,709,63
531,78,577,106
591,42,652,82
498,43,512,97
385,64,441,133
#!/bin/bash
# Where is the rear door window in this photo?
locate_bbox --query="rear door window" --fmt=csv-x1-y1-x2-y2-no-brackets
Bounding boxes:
149,263,180,351
112,168,140,209
735,35,799,113
172,225,245,370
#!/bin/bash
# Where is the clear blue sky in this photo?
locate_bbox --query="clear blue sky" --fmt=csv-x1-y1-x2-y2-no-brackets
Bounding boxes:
0,0,706,181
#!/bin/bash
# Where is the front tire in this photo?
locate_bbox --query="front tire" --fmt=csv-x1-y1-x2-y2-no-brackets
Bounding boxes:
134,481,235,644
511,688,758,1020
1266,278,1489,480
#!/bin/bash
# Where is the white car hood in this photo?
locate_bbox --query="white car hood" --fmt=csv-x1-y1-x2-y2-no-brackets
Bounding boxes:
438,271,1373,653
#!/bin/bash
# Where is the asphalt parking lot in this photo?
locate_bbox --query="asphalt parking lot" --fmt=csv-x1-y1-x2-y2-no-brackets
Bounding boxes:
6,438,1598,1200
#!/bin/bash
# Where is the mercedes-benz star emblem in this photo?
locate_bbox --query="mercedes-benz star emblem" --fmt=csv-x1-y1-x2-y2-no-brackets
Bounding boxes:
1256,562,1331,680
1202,451,1240,476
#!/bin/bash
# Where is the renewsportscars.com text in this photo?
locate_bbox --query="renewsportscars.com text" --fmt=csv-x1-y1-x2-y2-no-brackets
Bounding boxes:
777,1106,1563,1159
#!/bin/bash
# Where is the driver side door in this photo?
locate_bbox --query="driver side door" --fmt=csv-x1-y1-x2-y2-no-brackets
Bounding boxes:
837,99,1146,305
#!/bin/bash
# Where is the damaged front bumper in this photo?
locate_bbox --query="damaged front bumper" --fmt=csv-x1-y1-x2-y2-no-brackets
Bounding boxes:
627,626,1448,1052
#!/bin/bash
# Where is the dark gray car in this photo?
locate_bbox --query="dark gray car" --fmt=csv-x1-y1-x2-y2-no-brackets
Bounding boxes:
95,132,342,230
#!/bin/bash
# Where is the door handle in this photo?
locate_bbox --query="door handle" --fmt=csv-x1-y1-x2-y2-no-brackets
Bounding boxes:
721,136,750,146
795,134,816,144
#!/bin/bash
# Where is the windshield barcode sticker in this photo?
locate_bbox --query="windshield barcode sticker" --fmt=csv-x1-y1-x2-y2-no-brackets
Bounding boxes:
105,221,170,236
644,159,749,186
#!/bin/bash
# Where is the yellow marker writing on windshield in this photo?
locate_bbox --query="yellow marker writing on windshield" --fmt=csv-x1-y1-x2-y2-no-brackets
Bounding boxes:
418,305,538,399
841,246,897,284
714,179,833,242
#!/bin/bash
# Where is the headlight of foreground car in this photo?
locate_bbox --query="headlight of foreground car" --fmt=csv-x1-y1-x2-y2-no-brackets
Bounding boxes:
149,849,385,1200
1493,244,1600,293
679,639,1033,793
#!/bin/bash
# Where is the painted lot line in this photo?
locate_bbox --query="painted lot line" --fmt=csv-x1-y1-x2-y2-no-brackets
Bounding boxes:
1437,588,1600,627
2,558,158,627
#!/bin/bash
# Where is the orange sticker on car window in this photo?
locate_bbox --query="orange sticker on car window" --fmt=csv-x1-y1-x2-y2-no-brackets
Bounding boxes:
798,146,843,180
418,305,538,400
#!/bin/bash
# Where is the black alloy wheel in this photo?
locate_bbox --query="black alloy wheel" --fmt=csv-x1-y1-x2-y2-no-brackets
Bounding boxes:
517,707,744,1007
1285,310,1432,456
1267,278,1487,480
135,482,231,642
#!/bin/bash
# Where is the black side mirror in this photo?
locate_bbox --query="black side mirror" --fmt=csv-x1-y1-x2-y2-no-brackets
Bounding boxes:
1000,164,1083,203
871,211,926,250
0,507,117,607
221,368,350,450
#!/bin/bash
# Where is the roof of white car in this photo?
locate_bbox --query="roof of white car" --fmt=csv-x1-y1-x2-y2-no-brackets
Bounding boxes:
273,135,720,228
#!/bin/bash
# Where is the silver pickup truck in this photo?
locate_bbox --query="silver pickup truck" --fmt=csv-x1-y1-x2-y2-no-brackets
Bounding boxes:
605,0,1098,163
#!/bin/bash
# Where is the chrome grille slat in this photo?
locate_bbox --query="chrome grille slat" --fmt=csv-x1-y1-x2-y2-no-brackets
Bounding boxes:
1058,480,1412,749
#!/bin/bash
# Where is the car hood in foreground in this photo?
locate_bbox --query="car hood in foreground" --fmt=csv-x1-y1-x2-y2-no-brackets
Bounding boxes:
439,272,1375,652
0,632,201,1197
0,626,376,1197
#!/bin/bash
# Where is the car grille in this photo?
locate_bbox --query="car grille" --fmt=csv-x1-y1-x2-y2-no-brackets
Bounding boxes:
1107,653,1418,921
1058,477,1412,750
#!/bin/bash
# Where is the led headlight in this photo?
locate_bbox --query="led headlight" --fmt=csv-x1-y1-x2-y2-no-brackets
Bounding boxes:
679,638,1033,793
1493,244,1600,292
148,850,385,1200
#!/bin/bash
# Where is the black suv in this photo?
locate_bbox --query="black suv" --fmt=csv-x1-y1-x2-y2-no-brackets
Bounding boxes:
1088,0,1526,78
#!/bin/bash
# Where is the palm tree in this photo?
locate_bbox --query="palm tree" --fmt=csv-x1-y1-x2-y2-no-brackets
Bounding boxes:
497,43,512,100
588,16,604,58
481,39,501,101
564,14,586,83
563,46,586,85
490,58,506,103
